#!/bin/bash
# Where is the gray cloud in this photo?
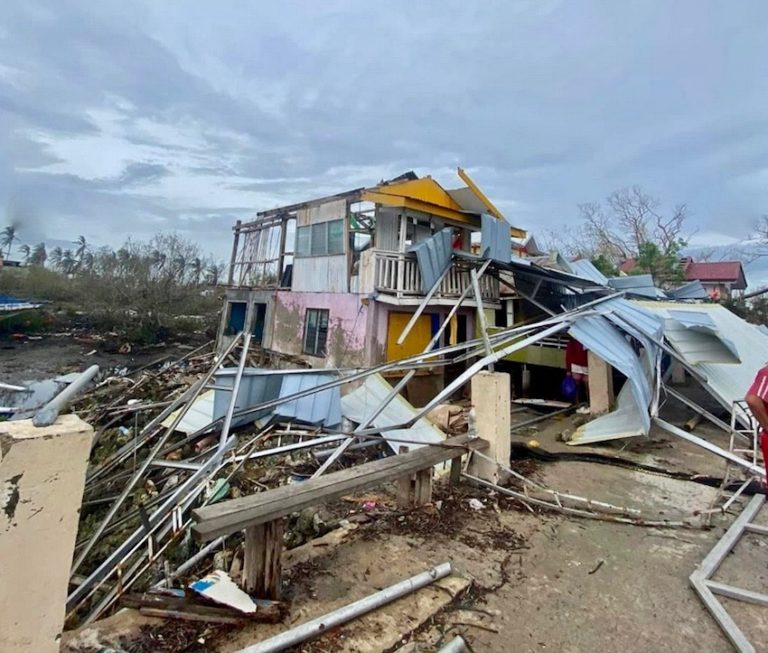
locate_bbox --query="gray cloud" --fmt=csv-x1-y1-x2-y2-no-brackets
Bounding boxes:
2,0,768,260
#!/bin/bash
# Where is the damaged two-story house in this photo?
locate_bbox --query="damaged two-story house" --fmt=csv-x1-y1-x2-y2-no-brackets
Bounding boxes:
216,169,526,397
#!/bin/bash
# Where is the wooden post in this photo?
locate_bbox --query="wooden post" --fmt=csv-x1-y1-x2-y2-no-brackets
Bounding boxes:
228,220,242,286
396,445,413,507
242,519,284,599
449,456,463,485
413,468,433,505
587,351,614,415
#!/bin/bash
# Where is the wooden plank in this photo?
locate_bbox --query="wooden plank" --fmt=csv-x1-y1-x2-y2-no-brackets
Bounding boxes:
193,436,485,541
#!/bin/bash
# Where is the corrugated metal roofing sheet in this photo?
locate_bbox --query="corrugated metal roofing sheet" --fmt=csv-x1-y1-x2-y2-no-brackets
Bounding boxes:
666,310,740,363
161,390,216,435
567,259,609,286
569,377,645,445
480,213,511,263
607,274,660,299
636,301,768,424
275,373,341,427
409,228,453,293
667,280,708,300
341,373,445,453
569,314,653,435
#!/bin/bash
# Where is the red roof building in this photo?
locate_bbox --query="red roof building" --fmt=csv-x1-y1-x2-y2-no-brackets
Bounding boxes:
682,260,747,299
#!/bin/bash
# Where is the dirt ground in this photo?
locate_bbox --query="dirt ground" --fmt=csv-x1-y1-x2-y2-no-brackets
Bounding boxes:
67,419,768,653
0,335,202,385
23,346,767,652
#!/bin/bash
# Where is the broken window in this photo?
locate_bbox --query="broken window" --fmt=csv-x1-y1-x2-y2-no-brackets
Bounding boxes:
303,308,330,356
296,219,345,257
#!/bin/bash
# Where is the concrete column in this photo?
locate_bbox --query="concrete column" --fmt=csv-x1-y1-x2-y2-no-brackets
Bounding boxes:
587,351,614,415
0,415,94,653
467,371,511,484
670,360,686,385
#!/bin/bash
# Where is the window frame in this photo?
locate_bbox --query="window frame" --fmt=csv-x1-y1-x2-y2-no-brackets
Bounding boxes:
302,308,330,357
295,219,345,258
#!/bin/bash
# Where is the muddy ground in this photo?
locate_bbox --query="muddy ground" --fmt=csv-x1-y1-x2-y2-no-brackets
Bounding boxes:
0,335,204,385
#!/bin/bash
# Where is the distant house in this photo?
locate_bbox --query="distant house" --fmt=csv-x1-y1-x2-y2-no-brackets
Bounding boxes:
681,259,747,300
618,256,747,300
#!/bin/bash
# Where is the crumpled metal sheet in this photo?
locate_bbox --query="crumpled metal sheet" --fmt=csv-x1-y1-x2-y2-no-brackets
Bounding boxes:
408,228,453,293
341,373,445,453
568,313,654,436
667,280,708,300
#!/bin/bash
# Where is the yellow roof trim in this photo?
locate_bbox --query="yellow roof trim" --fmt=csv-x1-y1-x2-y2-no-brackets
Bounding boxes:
361,190,481,226
457,167,526,238
367,177,465,212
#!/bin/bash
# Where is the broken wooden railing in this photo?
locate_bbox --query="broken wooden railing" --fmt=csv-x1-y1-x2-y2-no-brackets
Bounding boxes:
192,435,487,599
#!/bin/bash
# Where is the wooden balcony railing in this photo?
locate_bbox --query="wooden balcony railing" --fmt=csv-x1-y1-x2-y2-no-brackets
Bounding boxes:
368,250,498,300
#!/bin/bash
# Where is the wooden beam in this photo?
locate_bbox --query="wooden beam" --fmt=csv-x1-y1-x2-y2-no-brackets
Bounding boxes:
193,435,487,541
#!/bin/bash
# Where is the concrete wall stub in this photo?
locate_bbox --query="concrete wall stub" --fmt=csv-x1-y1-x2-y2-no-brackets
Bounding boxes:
467,371,511,484
587,351,614,415
0,414,94,653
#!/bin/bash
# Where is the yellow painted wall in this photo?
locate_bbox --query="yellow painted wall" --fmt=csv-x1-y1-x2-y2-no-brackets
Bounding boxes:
386,312,433,361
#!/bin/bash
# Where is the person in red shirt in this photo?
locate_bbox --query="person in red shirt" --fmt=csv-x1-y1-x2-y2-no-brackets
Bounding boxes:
565,338,589,404
744,366,768,481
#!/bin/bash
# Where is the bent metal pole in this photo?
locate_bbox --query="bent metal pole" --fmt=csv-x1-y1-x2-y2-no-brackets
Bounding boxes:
236,562,453,653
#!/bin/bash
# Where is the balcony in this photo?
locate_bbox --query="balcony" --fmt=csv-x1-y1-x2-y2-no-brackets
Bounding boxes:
356,249,499,304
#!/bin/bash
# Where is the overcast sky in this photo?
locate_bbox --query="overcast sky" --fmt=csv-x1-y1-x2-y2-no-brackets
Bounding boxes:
1,1,767,260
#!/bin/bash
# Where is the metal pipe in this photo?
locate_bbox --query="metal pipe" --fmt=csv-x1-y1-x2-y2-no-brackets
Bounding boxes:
396,264,452,345
412,321,570,423
69,431,236,614
312,267,486,477
33,365,100,427
654,418,766,479
438,636,470,653
219,332,251,450
236,562,453,653
0,381,26,392
153,536,227,589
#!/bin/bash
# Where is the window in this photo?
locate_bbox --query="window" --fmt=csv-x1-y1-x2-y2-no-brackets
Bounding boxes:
303,308,329,356
295,219,344,257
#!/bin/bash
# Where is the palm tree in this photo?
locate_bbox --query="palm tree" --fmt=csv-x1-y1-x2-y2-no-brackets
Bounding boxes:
30,242,47,267
81,251,95,273
1,226,18,259
73,235,88,270
205,263,223,286
49,246,63,270
18,243,31,265
61,249,75,275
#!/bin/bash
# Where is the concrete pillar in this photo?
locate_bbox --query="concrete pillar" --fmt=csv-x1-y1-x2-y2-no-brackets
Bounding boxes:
587,351,614,415
467,371,511,484
0,415,94,653
670,360,686,385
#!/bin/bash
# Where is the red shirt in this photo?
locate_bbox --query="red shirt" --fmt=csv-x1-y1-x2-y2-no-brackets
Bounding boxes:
565,339,588,370
747,368,768,404
747,367,768,434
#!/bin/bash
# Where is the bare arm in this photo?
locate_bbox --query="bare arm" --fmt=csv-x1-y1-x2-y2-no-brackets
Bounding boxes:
745,394,768,432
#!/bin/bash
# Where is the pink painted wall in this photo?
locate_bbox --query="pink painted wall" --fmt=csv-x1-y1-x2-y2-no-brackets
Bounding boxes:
271,291,369,368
